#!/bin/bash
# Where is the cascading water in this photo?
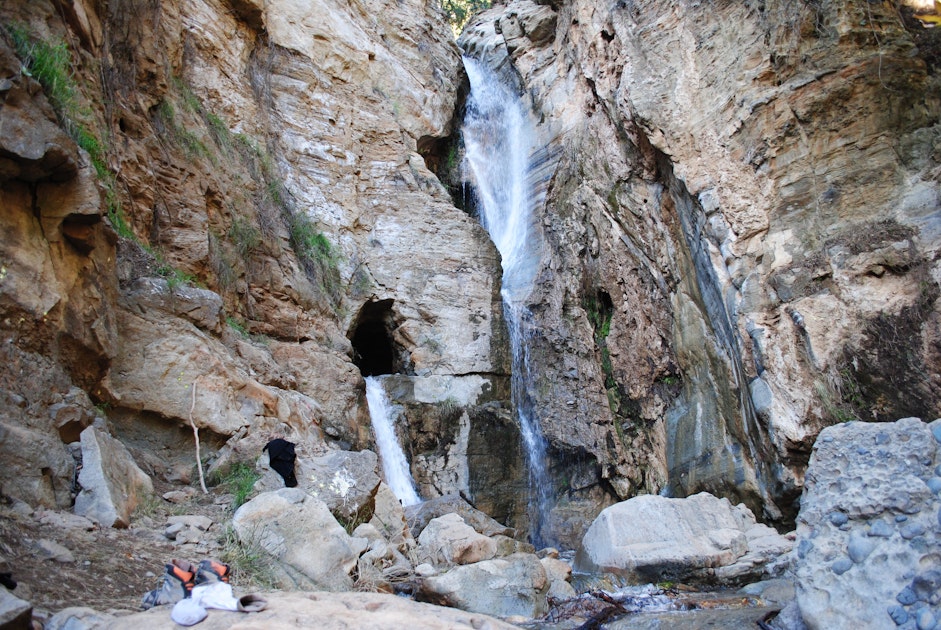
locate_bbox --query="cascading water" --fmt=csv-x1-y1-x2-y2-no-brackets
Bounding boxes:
461,57,553,547
364,376,422,507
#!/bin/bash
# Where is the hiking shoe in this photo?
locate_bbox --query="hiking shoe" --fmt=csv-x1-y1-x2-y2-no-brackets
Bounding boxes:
195,558,231,586
141,559,196,610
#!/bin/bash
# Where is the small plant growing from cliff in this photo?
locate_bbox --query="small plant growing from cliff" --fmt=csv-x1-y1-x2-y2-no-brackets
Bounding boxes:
814,377,859,424
6,23,109,175
206,112,233,154
226,316,250,338
289,213,342,303
154,99,212,162
228,217,262,259
6,23,131,240
209,232,238,290
8,24,76,118
107,194,135,240
156,262,199,291
172,76,204,115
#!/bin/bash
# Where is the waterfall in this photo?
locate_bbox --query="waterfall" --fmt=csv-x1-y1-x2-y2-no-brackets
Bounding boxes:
365,376,421,507
462,57,553,547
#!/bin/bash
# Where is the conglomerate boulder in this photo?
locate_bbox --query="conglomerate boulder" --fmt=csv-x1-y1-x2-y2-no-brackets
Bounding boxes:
793,417,941,629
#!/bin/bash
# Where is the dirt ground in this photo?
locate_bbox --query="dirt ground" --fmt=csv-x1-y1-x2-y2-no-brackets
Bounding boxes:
0,479,241,623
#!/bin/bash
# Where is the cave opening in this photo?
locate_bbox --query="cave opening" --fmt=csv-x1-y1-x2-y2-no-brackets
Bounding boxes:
350,299,400,376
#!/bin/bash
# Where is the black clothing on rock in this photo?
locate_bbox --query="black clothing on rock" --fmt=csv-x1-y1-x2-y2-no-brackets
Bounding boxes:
263,439,298,487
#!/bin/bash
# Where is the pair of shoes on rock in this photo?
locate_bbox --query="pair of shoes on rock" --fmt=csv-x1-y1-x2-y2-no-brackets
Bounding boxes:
141,559,231,610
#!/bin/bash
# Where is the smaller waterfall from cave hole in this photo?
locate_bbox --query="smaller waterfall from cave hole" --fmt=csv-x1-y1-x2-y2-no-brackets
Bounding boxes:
365,376,421,506
462,57,552,547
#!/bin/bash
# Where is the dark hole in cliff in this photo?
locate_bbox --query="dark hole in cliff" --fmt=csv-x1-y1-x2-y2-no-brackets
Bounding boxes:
417,136,448,174
350,299,400,376
418,134,469,212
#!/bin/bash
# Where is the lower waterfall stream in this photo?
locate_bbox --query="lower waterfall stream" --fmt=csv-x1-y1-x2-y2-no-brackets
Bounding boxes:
462,57,553,547
365,376,421,507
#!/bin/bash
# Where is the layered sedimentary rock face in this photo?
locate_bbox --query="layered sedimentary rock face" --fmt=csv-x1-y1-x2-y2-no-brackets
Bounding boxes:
0,0,510,514
460,0,940,538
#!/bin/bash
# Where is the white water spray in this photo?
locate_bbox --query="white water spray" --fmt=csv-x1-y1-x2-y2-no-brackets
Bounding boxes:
365,376,421,506
462,57,553,546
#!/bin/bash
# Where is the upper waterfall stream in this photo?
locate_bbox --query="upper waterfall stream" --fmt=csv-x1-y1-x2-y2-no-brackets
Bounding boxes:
462,57,553,547
365,376,421,507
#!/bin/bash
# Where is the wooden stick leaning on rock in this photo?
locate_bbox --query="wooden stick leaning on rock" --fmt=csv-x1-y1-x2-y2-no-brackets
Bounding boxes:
190,379,208,494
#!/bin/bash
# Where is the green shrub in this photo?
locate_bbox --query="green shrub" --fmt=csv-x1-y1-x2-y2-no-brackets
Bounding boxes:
440,0,492,35
212,462,261,508
155,99,211,161
7,24,76,118
226,316,249,338
206,112,233,153
156,263,199,291
228,217,261,259
289,213,341,301
7,23,111,176
172,75,204,115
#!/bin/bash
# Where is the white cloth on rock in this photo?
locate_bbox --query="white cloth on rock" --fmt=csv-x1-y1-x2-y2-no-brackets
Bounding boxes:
191,582,239,611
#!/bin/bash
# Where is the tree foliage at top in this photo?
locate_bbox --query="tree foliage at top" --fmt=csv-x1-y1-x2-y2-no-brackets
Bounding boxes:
440,0,491,35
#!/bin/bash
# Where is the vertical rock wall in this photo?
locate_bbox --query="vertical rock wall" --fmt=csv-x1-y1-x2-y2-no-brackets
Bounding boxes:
0,0,512,513
460,0,941,541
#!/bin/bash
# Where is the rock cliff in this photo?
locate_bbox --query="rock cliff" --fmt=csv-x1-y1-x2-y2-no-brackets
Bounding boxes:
459,0,941,539
0,0,512,521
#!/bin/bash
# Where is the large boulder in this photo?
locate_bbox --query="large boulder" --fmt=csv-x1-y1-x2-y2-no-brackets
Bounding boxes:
231,488,367,590
575,492,792,583
257,449,381,523
794,417,941,630
418,552,549,618
73,427,153,528
417,513,498,568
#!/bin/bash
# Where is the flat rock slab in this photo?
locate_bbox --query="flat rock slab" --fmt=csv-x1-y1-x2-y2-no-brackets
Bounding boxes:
93,591,518,629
